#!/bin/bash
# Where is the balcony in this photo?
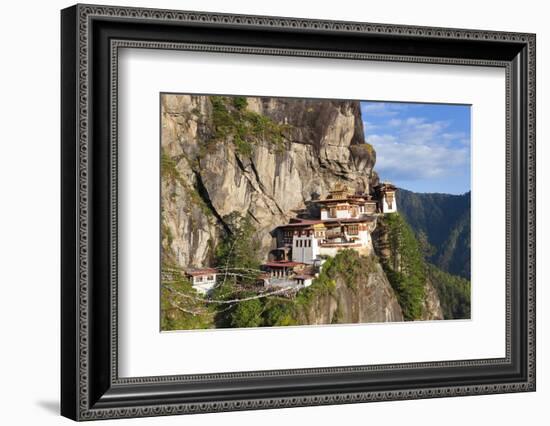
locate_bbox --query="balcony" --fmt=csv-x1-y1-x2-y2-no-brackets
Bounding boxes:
319,241,362,248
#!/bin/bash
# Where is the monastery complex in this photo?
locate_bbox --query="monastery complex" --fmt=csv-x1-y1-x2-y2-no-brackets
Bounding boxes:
260,182,397,289
184,183,397,294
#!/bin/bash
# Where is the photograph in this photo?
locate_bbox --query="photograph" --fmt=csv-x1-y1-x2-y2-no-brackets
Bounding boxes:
160,94,472,331
55,2,536,421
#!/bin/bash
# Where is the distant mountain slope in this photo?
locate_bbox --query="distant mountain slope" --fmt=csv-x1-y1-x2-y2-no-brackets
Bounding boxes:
396,188,470,279
427,263,470,320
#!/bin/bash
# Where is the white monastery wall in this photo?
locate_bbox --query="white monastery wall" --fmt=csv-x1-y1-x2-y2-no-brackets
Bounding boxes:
382,194,397,213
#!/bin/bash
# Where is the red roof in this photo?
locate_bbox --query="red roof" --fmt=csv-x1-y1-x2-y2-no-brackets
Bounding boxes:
185,268,217,277
277,217,375,231
322,217,375,224
262,261,303,268
319,243,362,248
277,219,324,229
312,197,369,205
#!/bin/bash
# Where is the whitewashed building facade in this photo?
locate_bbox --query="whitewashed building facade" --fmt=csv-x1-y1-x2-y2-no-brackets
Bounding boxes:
272,184,397,265
185,268,218,295
262,183,397,285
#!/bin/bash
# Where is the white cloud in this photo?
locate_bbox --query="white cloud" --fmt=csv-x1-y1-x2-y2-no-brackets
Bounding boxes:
371,138,469,181
366,134,397,145
363,120,378,131
365,114,470,183
405,117,425,126
387,118,402,127
441,131,466,141
361,102,404,117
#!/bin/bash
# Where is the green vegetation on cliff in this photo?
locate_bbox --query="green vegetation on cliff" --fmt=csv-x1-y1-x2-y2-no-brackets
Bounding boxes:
230,297,264,328
427,264,471,319
378,212,471,320
160,266,216,330
160,204,470,330
209,96,290,156
221,249,377,328
380,213,426,320
214,212,262,284
262,299,298,327
161,246,387,331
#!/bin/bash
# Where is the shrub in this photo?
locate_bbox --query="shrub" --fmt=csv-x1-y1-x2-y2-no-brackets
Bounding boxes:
232,96,248,110
215,212,262,282
208,96,290,156
262,300,297,326
230,298,263,328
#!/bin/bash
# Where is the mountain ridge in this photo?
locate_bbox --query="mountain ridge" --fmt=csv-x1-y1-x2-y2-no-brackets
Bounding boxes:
396,187,470,279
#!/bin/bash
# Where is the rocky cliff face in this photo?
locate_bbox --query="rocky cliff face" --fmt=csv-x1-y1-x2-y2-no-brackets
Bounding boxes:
421,278,444,320
296,261,404,324
161,94,376,268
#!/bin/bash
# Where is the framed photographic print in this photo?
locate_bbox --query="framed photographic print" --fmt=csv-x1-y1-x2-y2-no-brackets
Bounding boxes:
61,4,536,421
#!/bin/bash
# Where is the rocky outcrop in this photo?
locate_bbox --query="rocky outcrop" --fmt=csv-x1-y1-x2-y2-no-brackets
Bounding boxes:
161,94,376,267
296,262,404,324
421,278,444,321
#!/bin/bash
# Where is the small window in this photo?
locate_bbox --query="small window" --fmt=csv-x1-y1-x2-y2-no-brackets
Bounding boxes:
195,276,203,282
207,275,214,281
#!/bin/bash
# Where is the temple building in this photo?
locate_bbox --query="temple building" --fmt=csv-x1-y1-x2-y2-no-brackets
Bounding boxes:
318,186,378,220
259,261,315,289
266,183,397,266
185,268,218,294
375,182,397,213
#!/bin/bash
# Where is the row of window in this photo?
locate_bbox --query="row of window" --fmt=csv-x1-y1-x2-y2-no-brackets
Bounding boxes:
194,275,215,282
295,239,312,248
347,225,359,235
284,230,312,237
323,205,378,217
325,207,359,218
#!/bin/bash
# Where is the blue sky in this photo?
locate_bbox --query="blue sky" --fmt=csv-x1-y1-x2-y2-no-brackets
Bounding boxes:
360,101,471,194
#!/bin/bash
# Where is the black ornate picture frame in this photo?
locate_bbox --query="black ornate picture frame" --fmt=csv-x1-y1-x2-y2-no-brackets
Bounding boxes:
61,4,536,421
